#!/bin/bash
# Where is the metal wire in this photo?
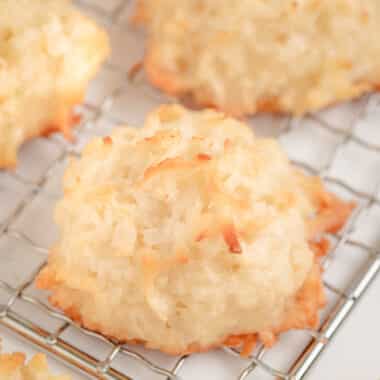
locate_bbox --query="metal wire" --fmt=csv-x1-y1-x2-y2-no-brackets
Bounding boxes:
0,1,379,379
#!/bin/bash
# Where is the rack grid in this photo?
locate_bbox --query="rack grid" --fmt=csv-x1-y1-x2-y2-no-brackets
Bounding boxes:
0,1,379,379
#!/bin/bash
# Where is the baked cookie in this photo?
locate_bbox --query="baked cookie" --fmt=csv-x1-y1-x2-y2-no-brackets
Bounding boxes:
37,105,354,355
0,0,109,168
0,352,70,380
137,0,380,116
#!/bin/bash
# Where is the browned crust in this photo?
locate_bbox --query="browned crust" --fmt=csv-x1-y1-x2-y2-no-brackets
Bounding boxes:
222,222,242,254
130,0,149,25
144,49,187,100
1,94,83,169
143,51,264,117
42,108,82,140
256,97,283,114
37,160,355,355
144,51,380,118
39,192,353,356
36,252,327,356
144,47,261,117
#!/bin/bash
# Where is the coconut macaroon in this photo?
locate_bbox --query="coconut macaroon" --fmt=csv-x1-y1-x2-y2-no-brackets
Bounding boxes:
37,105,354,355
0,0,109,168
0,352,70,380
136,0,380,116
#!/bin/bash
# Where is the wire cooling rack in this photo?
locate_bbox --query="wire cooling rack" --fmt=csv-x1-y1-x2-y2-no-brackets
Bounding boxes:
1,1,380,379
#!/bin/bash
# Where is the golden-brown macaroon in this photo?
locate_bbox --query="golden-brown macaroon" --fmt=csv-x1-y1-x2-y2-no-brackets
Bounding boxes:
0,352,70,380
137,0,380,116
0,0,109,168
37,105,354,355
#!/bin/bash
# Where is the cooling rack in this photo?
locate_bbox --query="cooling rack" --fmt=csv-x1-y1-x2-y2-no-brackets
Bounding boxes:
1,1,380,379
